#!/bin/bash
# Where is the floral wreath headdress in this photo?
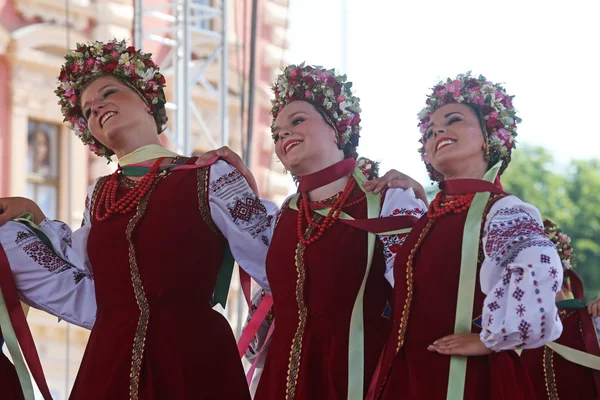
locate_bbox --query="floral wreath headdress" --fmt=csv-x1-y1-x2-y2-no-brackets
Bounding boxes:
56,39,168,160
544,219,576,271
418,72,521,182
270,63,361,150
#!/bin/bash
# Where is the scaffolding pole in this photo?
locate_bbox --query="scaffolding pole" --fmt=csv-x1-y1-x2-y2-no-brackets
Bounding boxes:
133,0,230,155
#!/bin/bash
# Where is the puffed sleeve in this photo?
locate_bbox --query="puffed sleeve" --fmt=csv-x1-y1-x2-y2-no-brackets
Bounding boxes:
378,187,426,287
0,180,100,329
207,161,279,290
480,195,563,351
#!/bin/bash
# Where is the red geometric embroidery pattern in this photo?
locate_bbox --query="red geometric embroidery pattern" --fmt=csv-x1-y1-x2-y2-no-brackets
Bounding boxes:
15,231,70,274
391,207,423,217
494,287,505,299
485,207,553,268
210,169,243,192
518,319,531,343
229,195,267,223
512,287,525,301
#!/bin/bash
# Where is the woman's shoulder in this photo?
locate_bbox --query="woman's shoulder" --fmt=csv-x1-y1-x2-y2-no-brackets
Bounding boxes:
485,194,544,226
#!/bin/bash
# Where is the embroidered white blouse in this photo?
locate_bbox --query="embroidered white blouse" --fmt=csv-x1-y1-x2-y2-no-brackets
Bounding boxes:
480,195,563,350
0,161,277,329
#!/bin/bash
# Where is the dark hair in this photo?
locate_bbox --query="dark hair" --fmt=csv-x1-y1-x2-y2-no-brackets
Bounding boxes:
465,103,487,137
312,104,359,160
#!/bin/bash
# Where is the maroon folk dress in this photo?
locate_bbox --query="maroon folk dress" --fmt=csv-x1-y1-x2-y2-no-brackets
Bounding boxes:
0,330,25,400
254,189,393,400
69,161,250,399
521,306,598,399
376,198,534,400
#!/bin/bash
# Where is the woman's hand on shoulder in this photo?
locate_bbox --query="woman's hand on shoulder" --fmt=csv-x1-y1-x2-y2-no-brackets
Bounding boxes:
0,197,46,226
588,297,600,318
195,146,259,195
362,169,428,206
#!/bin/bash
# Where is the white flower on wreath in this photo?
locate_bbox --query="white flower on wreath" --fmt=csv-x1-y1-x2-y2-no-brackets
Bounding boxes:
119,53,131,65
141,67,157,81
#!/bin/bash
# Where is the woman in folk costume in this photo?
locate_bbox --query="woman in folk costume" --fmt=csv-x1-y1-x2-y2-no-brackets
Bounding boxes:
521,219,600,399
373,72,564,400
0,39,279,399
227,63,427,400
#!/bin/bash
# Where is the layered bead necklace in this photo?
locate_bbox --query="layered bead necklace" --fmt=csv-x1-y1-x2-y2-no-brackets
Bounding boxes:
427,191,475,219
296,178,366,245
95,157,164,222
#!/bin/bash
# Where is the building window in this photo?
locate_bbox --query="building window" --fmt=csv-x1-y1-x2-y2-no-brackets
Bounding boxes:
26,120,59,220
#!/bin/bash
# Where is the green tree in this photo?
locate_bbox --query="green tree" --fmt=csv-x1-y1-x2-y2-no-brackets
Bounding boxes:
504,145,600,297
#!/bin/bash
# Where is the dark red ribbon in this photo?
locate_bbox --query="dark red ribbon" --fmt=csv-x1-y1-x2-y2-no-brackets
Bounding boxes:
440,178,505,195
297,158,356,193
0,244,53,400
339,215,418,233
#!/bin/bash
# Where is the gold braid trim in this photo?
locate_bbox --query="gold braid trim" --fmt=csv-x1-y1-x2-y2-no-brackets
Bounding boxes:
196,166,220,235
395,218,435,353
543,344,559,400
285,213,319,400
126,170,168,400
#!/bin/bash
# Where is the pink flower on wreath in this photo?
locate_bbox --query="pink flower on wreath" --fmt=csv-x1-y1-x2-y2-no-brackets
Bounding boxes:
289,68,299,80
497,128,512,145
446,80,462,95
433,85,447,96
304,90,312,99
471,95,485,105
316,70,331,81
337,95,345,102
64,86,75,97
88,143,99,153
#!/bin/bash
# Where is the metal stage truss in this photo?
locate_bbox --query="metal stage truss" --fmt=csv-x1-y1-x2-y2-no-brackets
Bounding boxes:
133,0,229,155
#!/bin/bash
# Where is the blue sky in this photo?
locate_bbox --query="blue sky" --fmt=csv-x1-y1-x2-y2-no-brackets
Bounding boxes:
287,0,600,183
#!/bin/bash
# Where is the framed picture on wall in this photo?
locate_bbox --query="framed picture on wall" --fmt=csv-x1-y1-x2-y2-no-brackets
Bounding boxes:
26,120,60,220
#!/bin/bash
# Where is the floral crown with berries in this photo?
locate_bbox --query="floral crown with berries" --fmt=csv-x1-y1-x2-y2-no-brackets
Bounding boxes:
418,72,521,182
544,219,576,270
270,63,361,149
56,39,168,160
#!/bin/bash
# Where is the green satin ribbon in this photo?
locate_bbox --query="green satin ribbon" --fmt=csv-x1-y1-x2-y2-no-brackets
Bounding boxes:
547,342,600,370
544,299,600,370
556,299,587,309
0,213,39,400
446,162,502,400
0,288,35,400
211,246,235,309
289,168,409,399
118,144,179,166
